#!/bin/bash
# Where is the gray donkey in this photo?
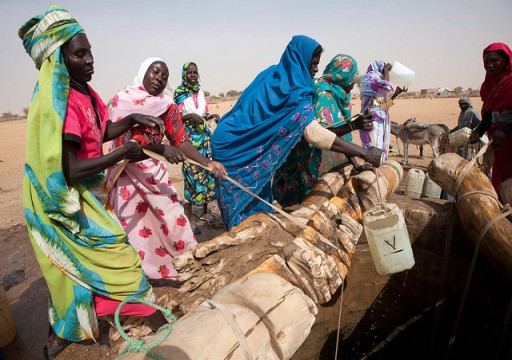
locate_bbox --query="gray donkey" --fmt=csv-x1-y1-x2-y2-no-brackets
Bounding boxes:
390,118,449,165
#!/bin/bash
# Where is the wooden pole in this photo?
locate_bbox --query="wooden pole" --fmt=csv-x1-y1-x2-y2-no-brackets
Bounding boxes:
428,153,512,280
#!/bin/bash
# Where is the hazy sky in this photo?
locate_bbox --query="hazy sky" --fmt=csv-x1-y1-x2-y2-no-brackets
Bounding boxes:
1,0,511,114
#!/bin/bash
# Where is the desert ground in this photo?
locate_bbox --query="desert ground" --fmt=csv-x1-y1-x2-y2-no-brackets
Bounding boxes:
0,96,482,359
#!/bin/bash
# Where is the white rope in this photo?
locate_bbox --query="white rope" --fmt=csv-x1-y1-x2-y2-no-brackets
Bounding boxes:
202,300,253,360
142,149,338,250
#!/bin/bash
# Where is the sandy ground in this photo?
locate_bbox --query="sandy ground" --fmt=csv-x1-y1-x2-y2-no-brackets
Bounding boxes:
0,96,481,359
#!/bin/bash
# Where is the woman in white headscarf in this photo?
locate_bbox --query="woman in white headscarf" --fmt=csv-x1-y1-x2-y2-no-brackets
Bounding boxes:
107,57,226,280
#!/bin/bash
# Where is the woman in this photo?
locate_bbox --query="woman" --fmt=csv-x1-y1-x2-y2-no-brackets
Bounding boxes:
273,54,374,207
19,6,169,358
211,35,382,229
174,62,220,234
359,60,403,160
469,42,512,196
108,58,226,280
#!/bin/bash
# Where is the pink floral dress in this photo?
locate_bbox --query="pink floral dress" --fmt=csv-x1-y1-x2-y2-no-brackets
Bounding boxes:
108,85,197,279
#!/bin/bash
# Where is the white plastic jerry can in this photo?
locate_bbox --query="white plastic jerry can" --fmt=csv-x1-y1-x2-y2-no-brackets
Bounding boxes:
448,127,472,147
405,168,425,199
422,173,442,199
363,203,415,275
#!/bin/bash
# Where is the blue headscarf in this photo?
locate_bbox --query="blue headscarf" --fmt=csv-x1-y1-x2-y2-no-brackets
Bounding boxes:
212,35,320,229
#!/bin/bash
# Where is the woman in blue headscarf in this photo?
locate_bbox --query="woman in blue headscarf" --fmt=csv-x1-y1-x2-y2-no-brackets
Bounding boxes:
212,36,382,229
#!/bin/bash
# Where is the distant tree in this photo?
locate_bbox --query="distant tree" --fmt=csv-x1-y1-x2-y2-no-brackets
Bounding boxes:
1,112,14,118
23,107,29,116
219,92,225,98
226,90,240,97
204,91,210,97
454,86,463,93
467,87,473,93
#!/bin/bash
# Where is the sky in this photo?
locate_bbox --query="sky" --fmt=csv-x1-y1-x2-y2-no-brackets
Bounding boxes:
1,0,511,114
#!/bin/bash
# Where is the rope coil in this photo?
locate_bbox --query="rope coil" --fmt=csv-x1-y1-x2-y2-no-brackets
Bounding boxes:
115,297,176,360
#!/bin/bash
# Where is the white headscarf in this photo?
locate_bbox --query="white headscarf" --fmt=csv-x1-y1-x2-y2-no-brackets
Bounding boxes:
133,57,164,87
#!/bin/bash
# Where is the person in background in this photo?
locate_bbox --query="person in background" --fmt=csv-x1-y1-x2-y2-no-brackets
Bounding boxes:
211,35,382,229
469,42,512,197
174,62,220,234
272,53,374,207
19,7,169,358
452,97,481,159
108,58,226,279
359,60,406,160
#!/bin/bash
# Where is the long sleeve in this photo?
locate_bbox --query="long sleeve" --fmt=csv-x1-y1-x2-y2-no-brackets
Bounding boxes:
474,111,492,136
303,120,337,150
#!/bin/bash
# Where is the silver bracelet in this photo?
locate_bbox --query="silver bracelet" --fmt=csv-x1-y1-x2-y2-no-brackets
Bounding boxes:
349,121,355,131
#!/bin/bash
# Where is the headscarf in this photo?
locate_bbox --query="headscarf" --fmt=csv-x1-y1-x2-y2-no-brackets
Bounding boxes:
312,54,358,123
133,56,164,87
459,97,471,106
174,62,201,105
480,42,512,112
111,57,186,148
360,59,392,100
211,35,320,229
20,7,154,342
19,6,83,70
367,60,385,74
19,5,84,220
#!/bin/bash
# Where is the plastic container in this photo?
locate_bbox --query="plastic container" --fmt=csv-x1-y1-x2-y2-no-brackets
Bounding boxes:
480,133,489,145
422,174,442,199
441,190,455,202
405,168,425,199
389,61,415,88
363,203,415,275
382,160,404,185
0,286,16,347
448,127,472,147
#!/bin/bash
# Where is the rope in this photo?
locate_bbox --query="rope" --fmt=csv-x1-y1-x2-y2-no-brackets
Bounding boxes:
430,201,456,351
115,297,176,360
325,113,360,129
444,141,512,358
452,142,490,195
456,190,500,212
445,206,512,358
334,278,345,360
142,149,338,250
202,300,254,360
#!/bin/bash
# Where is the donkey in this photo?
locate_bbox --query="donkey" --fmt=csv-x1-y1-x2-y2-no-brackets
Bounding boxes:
390,118,449,166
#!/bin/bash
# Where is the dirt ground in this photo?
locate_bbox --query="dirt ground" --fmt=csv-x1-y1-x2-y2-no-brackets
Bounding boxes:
0,96,481,359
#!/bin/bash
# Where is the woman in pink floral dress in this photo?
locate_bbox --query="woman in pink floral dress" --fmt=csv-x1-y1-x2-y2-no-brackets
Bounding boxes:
108,57,226,279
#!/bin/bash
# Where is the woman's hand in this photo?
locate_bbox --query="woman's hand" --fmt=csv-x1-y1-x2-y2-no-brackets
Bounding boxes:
129,113,165,133
394,86,407,97
207,114,221,123
163,145,187,164
491,130,506,149
184,113,204,125
362,146,382,167
122,141,144,161
352,113,374,131
468,130,482,144
207,161,227,180
383,63,392,74
351,162,375,175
